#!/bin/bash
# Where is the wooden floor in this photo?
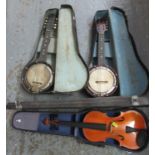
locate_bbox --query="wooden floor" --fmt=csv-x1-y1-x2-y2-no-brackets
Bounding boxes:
6,0,148,155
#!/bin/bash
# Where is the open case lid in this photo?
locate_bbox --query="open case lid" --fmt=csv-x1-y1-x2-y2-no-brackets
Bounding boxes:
53,5,88,93
109,8,148,96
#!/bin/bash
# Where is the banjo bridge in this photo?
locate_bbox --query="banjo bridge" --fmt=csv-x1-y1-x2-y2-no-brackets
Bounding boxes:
32,81,43,85
95,80,108,84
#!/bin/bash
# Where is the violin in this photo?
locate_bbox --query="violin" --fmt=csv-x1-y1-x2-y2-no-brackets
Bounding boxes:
43,110,147,150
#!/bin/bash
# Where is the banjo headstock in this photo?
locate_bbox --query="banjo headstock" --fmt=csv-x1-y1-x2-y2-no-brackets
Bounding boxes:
96,18,108,34
43,14,58,37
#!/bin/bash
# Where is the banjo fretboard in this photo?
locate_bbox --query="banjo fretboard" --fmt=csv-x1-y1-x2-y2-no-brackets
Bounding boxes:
97,33,105,66
37,15,57,62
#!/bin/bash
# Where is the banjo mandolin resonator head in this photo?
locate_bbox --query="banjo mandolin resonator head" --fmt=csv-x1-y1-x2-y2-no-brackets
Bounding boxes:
25,63,54,93
87,66,117,96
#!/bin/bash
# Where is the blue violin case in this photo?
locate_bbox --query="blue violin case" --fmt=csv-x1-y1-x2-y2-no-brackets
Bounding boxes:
12,106,148,152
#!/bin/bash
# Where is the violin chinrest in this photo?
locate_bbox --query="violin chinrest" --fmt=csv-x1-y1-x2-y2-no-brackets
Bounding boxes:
136,130,148,148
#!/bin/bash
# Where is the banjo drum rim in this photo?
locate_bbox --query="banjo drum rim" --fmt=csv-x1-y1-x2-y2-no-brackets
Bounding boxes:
86,66,118,97
22,62,54,93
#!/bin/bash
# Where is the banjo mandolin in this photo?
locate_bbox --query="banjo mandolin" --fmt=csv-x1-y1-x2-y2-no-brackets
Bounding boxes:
86,18,118,97
22,13,58,93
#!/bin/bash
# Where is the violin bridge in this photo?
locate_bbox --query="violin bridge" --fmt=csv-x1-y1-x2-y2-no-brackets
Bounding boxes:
111,122,118,128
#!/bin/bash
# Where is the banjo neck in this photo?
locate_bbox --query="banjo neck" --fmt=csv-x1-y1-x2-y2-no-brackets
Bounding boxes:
37,15,57,62
37,30,52,62
97,33,105,66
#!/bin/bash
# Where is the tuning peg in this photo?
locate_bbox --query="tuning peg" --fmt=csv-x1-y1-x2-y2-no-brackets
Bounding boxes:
45,17,48,20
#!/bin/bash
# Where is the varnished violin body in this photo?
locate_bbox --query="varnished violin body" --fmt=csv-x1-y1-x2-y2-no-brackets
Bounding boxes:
43,110,148,150
83,110,147,150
